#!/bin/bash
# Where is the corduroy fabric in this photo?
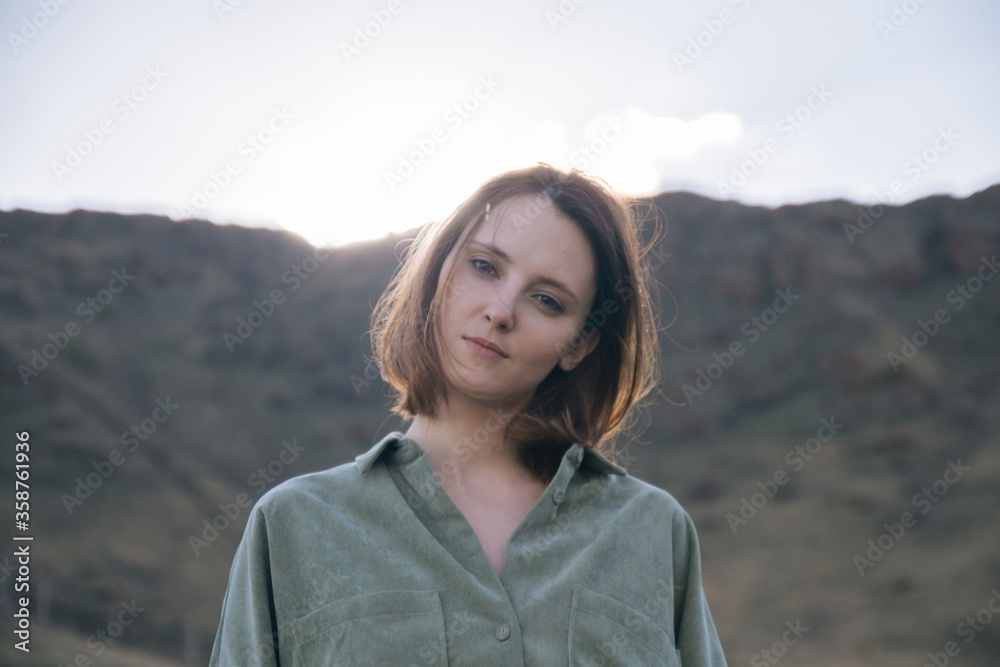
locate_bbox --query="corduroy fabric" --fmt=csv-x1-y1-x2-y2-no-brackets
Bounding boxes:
210,432,727,666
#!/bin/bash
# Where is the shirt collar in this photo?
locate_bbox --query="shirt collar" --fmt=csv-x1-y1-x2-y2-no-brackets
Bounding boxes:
354,431,402,473
355,431,627,476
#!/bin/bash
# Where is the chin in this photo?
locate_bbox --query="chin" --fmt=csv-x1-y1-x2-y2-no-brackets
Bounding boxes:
448,382,530,409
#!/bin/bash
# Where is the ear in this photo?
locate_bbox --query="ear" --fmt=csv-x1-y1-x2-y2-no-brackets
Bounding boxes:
558,328,600,372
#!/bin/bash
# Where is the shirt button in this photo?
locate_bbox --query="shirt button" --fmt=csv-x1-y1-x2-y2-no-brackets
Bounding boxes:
496,624,510,641
553,489,565,504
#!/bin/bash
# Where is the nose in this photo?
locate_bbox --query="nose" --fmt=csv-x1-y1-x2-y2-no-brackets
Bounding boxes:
484,284,515,330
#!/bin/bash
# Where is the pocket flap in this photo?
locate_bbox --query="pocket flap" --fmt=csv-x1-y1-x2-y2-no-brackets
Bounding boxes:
569,585,678,666
291,590,446,666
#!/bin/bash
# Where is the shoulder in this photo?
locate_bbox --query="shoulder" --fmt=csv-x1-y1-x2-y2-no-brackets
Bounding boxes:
250,456,378,521
576,444,694,528
605,470,689,514
250,431,404,515
589,471,701,539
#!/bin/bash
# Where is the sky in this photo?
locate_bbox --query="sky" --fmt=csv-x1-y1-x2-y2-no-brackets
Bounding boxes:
2,0,998,247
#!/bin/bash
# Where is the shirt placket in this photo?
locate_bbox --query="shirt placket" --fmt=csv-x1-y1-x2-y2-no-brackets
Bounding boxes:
385,439,532,665
500,444,582,586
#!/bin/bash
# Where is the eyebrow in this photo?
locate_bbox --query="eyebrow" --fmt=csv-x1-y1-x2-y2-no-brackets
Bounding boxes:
469,241,582,306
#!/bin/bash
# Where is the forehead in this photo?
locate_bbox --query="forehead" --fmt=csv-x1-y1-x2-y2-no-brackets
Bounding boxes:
470,194,567,240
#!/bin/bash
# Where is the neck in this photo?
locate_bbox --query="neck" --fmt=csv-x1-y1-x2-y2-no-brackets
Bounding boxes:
402,395,532,492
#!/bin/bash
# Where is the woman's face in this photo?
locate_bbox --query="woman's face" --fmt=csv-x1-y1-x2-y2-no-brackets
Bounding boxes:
434,194,600,410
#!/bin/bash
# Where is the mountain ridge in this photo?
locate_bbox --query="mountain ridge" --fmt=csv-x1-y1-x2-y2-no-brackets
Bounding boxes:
1,185,998,665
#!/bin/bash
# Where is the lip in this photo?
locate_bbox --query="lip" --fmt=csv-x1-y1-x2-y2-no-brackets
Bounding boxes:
464,336,508,359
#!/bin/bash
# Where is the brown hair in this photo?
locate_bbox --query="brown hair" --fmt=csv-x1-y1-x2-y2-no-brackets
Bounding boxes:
370,163,662,480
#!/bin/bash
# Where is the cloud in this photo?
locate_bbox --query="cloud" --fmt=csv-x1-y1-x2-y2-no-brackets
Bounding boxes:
578,106,743,194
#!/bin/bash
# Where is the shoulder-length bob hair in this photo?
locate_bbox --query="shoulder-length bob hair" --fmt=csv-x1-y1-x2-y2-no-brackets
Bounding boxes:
370,163,662,480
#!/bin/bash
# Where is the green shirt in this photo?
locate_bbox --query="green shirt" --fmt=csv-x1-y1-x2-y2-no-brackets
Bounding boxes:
210,432,727,666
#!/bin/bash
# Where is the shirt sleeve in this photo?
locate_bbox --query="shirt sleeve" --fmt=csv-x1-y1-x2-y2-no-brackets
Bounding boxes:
671,506,728,666
209,503,281,667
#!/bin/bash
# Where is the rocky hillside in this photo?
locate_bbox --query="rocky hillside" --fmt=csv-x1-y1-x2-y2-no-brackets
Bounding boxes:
0,185,998,665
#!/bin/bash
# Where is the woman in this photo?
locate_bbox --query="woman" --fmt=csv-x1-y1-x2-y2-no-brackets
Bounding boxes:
210,163,727,666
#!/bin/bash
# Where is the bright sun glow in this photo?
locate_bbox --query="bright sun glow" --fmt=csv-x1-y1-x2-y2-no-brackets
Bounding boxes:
199,104,743,248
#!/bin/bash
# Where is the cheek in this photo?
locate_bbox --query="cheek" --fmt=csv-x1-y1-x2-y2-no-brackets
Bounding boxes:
435,270,463,319
552,316,595,361
436,273,479,336
528,321,580,363
439,265,473,307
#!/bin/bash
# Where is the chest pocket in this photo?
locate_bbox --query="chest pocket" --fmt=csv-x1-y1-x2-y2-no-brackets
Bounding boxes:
290,590,447,666
568,585,679,667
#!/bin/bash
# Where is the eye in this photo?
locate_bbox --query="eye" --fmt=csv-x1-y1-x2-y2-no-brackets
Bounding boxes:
470,258,497,276
535,294,564,313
